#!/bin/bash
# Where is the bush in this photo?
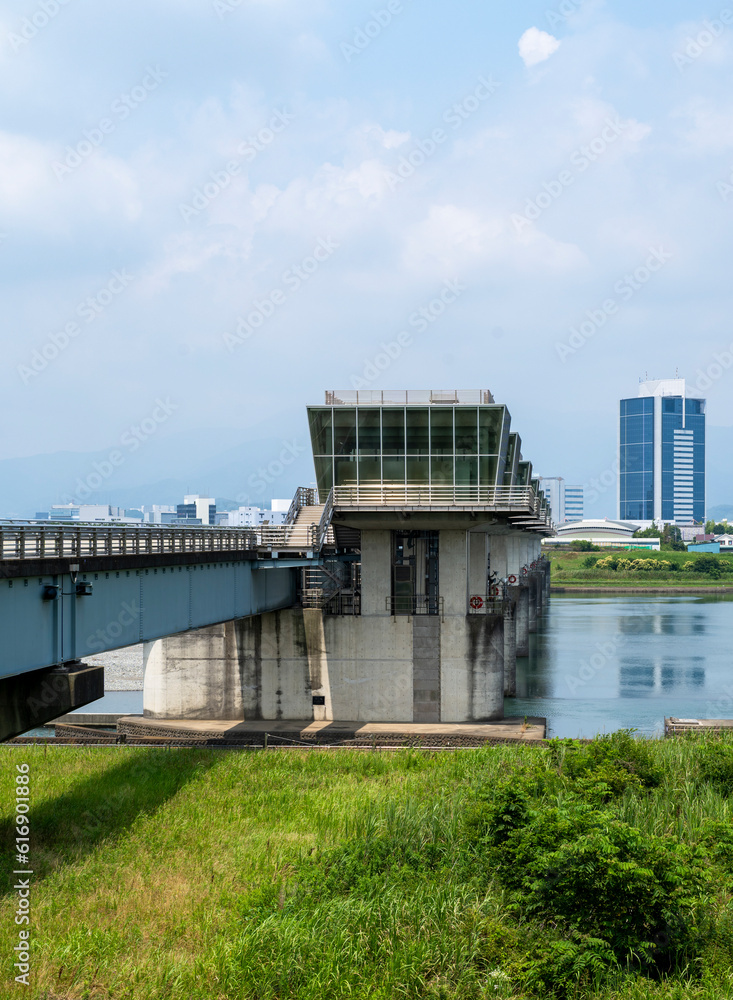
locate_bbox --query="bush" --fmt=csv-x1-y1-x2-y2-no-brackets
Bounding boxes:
473,783,706,975
570,540,600,552
582,555,599,568
698,741,733,792
595,556,616,570
691,554,724,578
631,558,657,572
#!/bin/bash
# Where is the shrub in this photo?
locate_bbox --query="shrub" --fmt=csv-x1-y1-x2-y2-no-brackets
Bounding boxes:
631,558,656,572
698,741,733,792
616,557,633,571
691,554,723,578
595,556,616,570
582,555,600,568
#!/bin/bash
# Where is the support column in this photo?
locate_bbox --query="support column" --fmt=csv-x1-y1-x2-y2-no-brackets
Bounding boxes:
467,614,504,720
360,529,391,616
516,586,530,656
528,575,538,633
503,602,516,696
489,534,508,581
468,531,488,598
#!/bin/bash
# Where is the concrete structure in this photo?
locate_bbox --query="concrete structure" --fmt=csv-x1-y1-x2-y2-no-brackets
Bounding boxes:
0,390,553,739
539,477,584,524
144,390,553,725
545,518,661,550
619,377,706,524
177,495,216,525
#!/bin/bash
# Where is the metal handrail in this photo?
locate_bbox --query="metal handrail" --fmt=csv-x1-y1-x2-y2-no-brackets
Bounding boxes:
333,484,538,508
0,520,325,560
324,390,495,405
385,595,444,616
468,595,508,615
284,486,319,525
315,488,335,550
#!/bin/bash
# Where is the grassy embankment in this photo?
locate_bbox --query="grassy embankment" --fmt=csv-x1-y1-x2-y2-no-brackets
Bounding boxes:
3,737,733,999
549,548,733,589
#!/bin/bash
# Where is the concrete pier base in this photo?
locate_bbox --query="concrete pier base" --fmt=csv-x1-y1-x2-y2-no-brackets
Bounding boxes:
144,605,506,724
528,576,538,633
515,586,530,657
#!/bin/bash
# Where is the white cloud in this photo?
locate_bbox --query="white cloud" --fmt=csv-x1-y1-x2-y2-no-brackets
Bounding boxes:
518,27,561,67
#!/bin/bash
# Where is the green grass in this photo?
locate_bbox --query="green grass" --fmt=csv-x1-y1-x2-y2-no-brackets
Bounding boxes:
2,740,733,999
548,549,733,587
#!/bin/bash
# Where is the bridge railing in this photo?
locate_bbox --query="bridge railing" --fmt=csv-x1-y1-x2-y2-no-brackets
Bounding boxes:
0,523,261,560
332,484,539,509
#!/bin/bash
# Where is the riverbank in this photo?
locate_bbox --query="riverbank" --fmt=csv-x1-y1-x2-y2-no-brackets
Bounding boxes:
3,738,733,999
552,584,733,593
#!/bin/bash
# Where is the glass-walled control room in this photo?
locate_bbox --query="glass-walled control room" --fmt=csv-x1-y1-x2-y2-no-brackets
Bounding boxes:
308,404,513,496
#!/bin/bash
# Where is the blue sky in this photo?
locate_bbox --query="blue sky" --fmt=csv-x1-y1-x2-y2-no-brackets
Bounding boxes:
2,0,732,515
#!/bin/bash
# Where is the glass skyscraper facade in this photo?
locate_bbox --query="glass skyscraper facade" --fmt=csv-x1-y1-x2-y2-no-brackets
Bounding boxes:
619,379,705,524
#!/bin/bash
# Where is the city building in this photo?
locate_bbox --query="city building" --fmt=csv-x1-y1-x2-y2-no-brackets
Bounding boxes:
224,505,287,527
538,477,584,524
618,377,705,524
176,495,216,525
565,484,584,521
544,518,660,550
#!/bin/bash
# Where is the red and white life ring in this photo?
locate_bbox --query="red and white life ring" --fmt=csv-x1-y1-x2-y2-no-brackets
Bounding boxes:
491,586,500,597
469,595,483,610
508,575,517,584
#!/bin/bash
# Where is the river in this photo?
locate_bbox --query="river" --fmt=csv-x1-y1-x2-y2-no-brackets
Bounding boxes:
511,593,733,738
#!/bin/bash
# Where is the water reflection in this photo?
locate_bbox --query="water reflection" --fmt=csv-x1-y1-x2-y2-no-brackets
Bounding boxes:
512,594,733,738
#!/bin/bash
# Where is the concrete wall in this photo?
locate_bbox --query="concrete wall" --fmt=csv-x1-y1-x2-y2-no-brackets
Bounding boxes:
142,525,546,725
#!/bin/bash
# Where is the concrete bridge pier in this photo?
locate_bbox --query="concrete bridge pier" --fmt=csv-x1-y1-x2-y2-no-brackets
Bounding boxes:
503,602,516,696
528,575,539,633
515,585,530,656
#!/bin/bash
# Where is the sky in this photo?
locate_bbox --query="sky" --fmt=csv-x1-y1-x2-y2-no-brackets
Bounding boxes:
2,0,732,516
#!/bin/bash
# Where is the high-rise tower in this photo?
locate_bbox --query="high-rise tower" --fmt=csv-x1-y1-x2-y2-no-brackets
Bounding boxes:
618,378,705,523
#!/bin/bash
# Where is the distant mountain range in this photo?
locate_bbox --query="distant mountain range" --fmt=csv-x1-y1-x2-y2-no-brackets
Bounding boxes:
0,419,316,519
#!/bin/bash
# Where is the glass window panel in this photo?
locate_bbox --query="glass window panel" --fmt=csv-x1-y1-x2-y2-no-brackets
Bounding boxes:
381,408,405,455
382,456,406,484
308,408,332,456
357,409,380,456
430,409,453,455
313,457,333,496
334,458,358,486
431,456,454,487
455,456,478,486
333,409,357,457
455,407,478,455
406,408,429,454
407,457,430,484
357,457,381,484
479,408,502,453
479,456,498,485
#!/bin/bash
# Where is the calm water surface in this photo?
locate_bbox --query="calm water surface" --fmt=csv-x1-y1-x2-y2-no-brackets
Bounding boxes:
512,593,733,739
